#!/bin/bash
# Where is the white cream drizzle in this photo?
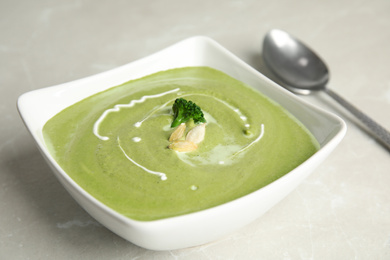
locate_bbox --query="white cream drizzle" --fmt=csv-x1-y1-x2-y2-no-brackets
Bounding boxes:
117,137,167,181
93,88,180,141
134,102,172,128
132,137,141,142
232,124,265,157
92,89,263,180
176,124,265,166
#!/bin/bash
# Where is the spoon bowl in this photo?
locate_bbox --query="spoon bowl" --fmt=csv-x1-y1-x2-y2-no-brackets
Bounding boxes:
262,29,390,151
263,29,329,94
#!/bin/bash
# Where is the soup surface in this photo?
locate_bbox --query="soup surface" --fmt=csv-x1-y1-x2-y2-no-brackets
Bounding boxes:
43,67,319,221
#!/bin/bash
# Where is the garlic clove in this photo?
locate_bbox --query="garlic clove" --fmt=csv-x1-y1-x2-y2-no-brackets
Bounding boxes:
169,123,186,142
186,123,206,144
168,140,198,152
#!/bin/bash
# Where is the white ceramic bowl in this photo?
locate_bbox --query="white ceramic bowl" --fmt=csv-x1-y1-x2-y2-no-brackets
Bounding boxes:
18,36,346,251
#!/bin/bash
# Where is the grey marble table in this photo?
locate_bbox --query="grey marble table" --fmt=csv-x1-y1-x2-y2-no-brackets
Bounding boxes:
1,0,390,259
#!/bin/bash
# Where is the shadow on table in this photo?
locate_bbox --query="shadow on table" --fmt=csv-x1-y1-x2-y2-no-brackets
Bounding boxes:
247,51,286,86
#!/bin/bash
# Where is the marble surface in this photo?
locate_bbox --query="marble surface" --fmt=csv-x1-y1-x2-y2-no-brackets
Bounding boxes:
1,0,390,259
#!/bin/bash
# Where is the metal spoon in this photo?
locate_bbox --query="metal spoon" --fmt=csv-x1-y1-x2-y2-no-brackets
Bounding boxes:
262,29,390,151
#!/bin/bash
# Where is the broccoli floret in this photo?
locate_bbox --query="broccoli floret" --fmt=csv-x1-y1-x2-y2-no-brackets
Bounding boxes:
171,98,206,127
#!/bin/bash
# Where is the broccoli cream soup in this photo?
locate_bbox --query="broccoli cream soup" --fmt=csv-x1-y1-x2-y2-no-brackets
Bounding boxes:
43,67,319,221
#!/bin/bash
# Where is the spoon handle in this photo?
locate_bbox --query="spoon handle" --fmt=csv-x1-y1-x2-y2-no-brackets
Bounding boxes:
325,88,390,151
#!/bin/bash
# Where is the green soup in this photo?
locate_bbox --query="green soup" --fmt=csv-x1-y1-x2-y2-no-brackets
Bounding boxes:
43,67,319,221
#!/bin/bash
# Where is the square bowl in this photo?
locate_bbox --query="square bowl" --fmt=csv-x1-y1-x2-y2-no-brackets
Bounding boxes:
18,36,346,251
